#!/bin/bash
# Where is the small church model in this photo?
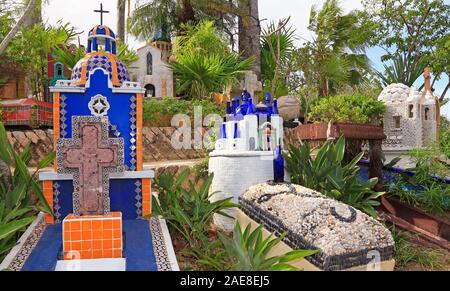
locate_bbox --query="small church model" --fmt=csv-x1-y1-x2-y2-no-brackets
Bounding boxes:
378,68,440,168
32,6,164,270
129,24,174,99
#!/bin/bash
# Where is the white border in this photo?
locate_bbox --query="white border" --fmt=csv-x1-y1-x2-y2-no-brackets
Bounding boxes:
0,213,44,270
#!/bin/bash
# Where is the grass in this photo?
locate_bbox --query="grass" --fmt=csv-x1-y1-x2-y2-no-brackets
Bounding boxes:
391,226,449,271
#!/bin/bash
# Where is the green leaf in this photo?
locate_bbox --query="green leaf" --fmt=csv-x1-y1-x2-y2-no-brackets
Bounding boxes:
0,216,35,240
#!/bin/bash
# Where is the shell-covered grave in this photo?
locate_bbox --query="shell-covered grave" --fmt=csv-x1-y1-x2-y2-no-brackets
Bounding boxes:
239,183,395,271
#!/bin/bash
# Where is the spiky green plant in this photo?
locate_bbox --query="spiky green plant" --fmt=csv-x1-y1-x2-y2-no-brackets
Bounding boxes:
285,136,384,217
149,169,237,248
0,122,55,260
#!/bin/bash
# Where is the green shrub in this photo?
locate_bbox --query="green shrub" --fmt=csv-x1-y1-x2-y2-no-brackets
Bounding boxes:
285,136,384,217
149,169,237,248
308,94,386,124
188,223,318,271
0,122,55,260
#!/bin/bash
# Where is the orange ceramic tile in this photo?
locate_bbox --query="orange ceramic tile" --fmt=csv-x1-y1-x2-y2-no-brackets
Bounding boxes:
71,231,81,241
81,220,92,230
93,230,103,240
81,241,92,251
103,229,113,239
71,221,81,231
71,241,81,250
113,239,122,249
63,212,123,260
92,240,102,250
136,93,143,171
81,251,92,259
82,231,92,240
53,93,60,170
113,219,120,228
64,251,81,261
92,219,102,230
92,250,103,259
103,250,113,258
142,179,150,186
113,229,121,239
45,214,54,225
103,240,113,249
103,220,113,230
113,249,122,258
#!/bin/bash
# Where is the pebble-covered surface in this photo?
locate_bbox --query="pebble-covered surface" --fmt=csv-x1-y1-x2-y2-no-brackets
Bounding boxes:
240,183,395,270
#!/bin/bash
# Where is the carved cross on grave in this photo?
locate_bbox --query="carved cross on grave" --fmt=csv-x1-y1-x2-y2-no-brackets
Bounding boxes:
57,116,124,216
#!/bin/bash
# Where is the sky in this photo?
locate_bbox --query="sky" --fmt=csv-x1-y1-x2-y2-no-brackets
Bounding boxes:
42,0,449,117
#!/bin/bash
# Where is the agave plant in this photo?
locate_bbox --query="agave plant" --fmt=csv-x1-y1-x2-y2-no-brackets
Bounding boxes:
149,169,237,248
285,136,384,217
376,54,428,87
0,122,55,259
188,223,318,271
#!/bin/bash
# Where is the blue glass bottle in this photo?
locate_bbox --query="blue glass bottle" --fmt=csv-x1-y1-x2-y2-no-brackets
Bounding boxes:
273,99,279,115
246,98,256,115
265,92,273,116
220,117,227,139
226,101,233,122
234,97,244,121
273,141,285,183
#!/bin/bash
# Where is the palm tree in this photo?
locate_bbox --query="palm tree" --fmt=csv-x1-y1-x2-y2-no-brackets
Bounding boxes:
0,0,38,54
302,0,371,97
128,0,241,41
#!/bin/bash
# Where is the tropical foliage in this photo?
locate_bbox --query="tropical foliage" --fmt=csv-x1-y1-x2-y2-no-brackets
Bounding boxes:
170,21,253,99
188,223,318,271
128,0,238,40
261,18,295,97
150,169,236,248
307,94,386,124
294,0,372,97
376,54,428,87
0,122,55,260
285,137,385,217
362,0,450,100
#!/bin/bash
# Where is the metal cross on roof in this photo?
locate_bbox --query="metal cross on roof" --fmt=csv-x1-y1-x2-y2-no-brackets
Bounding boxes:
94,3,110,26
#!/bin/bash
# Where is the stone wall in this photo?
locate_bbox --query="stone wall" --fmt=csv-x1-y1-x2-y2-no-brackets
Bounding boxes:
7,127,207,167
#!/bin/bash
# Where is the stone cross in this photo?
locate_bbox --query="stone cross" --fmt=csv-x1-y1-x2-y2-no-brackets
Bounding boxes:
57,117,124,216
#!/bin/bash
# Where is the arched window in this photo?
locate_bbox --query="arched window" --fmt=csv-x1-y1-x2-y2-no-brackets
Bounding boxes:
55,63,64,78
145,84,156,98
424,107,430,121
408,105,414,118
394,116,401,129
146,52,153,75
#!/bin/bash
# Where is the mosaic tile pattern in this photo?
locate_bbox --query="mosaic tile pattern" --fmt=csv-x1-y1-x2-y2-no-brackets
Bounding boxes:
129,96,137,171
71,54,130,87
149,218,172,271
60,95,68,138
53,182,62,224
134,180,142,218
3,217,46,271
